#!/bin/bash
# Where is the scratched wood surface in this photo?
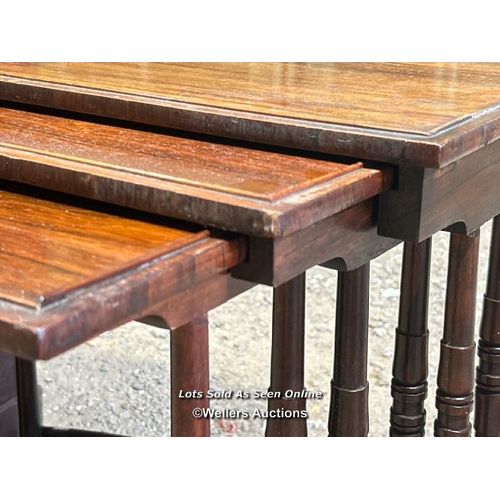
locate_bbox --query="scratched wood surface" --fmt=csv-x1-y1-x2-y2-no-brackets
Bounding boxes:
0,106,392,238
1,63,499,167
0,183,210,309
0,182,249,359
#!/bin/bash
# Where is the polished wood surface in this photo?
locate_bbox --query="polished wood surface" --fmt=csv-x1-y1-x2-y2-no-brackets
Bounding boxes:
234,196,399,287
266,274,307,437
0,182,249,360
435,231,480,437
170,316,210,437
329,264,370,437
1,63,500,168
0,183,207,309
0,105,392,238
379,140,500,242
475,215,500,436
390,239,432,437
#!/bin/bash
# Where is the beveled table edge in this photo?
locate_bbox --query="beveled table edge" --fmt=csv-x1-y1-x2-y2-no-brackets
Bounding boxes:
1,77,500,169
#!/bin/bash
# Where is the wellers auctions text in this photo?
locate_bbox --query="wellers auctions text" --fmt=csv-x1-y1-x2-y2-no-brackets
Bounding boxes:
179,389,323,399
196,408,308,419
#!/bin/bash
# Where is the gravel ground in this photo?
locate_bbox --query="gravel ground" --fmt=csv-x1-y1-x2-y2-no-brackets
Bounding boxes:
40,222,492,437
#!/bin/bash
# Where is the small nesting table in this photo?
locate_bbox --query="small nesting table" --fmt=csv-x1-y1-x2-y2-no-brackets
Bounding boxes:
0,181,250,436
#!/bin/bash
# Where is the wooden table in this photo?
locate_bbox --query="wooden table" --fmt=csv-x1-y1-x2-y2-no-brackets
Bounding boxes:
0,63,499,436
0,104,397,437
0,181,251,437
1,63,498,238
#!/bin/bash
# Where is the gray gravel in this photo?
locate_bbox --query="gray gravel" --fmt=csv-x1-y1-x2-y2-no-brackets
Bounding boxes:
40,221,492,437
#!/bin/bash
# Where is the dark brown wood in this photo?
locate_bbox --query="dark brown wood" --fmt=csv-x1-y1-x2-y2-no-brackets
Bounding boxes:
329,264,370,437
0,183,249,360
0,105,393,239
379,141,500,242
170,316,210,437
1,63,500,168
435,230,480,437
390,239,432,437
142,272,251,332
233,197,400,286
16,358,42,437
0,351,19,436
475,215,500,436
265,274,307,437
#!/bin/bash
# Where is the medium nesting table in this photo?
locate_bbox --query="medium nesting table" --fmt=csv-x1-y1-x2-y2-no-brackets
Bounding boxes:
0,62,499,436
0,103,397,436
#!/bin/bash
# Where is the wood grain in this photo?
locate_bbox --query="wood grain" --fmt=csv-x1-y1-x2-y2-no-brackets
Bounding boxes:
233,197,400,286
379,139,500,242
0,105,392,238
0,183,249,360
1,63,499,167
0,183,207,308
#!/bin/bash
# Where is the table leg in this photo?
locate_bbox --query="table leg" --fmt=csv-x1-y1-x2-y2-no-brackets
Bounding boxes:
390,239,431,436
265,273,307,437
0,352,19,436
435,230,480,437
329,263,370,437
170,315,210,437
16,358,42,437
475,215,500,436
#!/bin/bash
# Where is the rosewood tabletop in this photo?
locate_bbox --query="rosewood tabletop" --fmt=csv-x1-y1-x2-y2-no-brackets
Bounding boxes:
0,105,391,240
1,63,500,168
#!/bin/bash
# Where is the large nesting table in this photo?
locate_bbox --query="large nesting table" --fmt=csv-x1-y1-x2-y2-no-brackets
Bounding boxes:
0,63,499,436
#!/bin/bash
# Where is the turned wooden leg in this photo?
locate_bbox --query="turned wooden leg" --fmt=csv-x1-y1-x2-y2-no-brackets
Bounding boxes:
170,315,210,437
435,230,480,437
266,273,307,437
16,358,42,437
390,239,432,437
0,352,19,436
475,216,500,436
329,263,370,437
